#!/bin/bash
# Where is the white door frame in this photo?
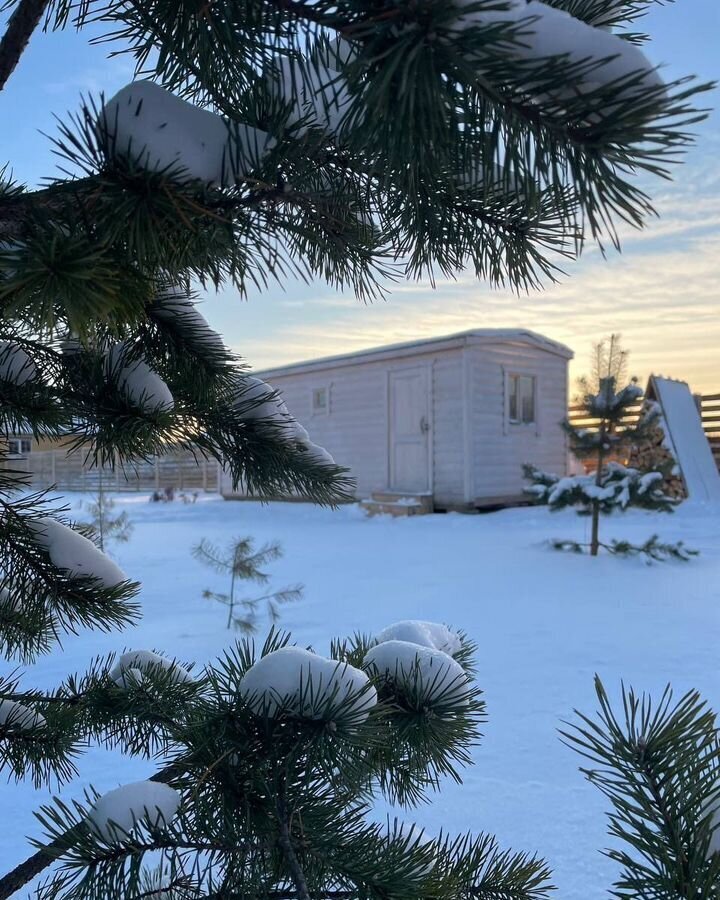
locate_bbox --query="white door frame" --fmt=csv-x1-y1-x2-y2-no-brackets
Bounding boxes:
386,364,433,493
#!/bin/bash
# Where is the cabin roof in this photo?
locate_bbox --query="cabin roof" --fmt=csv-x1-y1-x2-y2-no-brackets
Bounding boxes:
257,328,573,379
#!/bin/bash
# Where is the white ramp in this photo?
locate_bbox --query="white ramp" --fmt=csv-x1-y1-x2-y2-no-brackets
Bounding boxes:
649,377,720,504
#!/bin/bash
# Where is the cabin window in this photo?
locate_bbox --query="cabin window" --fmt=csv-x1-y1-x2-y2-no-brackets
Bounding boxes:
508,374,536,425
7,438,32,455
311,386,329,415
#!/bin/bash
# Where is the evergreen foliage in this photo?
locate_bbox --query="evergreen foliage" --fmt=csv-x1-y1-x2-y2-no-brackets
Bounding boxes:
524,337,688,558
193,535,303,631
0,626,559,899
81,477,134,553
564,676,720,898
0,0,714,895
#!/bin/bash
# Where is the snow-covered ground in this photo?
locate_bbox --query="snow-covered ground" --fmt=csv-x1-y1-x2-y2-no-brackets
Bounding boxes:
2,494,719,897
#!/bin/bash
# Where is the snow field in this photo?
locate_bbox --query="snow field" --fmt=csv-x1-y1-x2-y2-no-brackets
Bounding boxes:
1,494,718,899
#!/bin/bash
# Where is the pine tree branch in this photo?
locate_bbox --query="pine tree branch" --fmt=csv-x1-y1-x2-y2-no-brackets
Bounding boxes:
0,0,49,92
276,796,311,900
637,750,693,896
0,764,178,900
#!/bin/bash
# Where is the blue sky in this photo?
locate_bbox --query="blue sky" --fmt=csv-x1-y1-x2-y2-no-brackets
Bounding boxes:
1,2,718,388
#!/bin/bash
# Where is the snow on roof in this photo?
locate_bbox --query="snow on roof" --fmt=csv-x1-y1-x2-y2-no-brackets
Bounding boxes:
256,329,573,379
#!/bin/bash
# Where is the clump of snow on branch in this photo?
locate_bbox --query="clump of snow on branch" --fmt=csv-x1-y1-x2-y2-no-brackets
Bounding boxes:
109,650,194,689
375,620,462,657
0,698,46,731
152,286,226,354
88,781,181,841
102,82,274,186
0,341,36,386
363,640,469,704
27,517,128,588
525,462,673,511
450,0,664,102
240,645,376,721
589,379,643,417
300,441,335,466
234,376,335,466
106,342,174,413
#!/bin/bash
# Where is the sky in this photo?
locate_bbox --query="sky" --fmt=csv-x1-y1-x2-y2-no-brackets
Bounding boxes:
1,3,718,389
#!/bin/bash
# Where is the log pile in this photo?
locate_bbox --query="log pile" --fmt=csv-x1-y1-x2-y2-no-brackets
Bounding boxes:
627,403,687,500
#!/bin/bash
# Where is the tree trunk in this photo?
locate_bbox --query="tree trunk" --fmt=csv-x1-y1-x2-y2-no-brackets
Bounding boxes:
590,424,606,557
590,500,600,557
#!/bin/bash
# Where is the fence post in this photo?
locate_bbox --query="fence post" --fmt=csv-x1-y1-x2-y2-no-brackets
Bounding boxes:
154,459,160,490
202,459,208,492
50,451,56,486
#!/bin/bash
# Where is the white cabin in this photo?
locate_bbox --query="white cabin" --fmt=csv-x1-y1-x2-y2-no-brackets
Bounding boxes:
222,329,573,510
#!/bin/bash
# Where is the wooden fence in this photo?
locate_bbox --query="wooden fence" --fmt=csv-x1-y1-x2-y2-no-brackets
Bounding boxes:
701,393,720,470
568,391,720,472
6,449,220,494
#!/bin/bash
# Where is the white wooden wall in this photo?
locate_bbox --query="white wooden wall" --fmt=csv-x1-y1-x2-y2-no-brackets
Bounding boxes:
430,352,465,505
468,342,569,500
222,339,569,507
268,360,390,498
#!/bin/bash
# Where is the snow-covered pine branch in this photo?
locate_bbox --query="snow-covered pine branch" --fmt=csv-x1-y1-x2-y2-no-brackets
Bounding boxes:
88,781,181,841
525,462,675,513
105,342,174,414
27,517,129,589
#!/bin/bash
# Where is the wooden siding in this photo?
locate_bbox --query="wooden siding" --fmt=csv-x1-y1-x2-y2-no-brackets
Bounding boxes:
430,353,465,505
222,337,570,507
257,360,390,499
470,342,569,500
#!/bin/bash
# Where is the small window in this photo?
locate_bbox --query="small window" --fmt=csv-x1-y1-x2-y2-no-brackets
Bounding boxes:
508,374,536,425
311,386,329,415
7,438,31,455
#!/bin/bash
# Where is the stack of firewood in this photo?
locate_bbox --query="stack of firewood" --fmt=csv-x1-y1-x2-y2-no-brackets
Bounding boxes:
628,404,687,500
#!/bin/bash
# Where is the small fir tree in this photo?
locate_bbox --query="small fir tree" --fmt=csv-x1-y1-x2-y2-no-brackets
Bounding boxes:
524,374,689,559
193,536,303,632
81,473,133,553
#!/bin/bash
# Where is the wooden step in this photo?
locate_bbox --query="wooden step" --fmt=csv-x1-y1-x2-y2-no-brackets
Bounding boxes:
370,490,433,513
360,495,433,517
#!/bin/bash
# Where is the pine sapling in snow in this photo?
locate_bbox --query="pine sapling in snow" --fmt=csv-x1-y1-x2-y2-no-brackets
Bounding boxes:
524,373,690,560
81,475,133,553
192,536,302,632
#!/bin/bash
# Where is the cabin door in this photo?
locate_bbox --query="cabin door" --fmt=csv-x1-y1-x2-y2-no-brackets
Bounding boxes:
388,366,430,492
